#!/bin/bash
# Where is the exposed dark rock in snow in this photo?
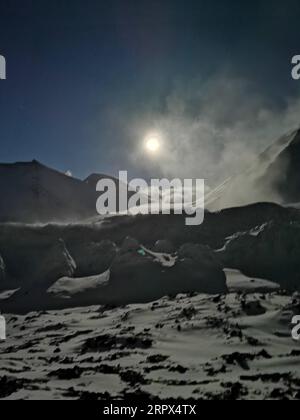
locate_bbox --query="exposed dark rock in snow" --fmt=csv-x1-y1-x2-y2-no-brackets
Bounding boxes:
0,376,30,399
82,333,153,353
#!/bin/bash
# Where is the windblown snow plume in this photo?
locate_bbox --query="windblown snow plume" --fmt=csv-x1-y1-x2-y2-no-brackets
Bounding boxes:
109,73,300,207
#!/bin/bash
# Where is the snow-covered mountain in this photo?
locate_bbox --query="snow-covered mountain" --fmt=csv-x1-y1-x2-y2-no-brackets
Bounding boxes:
0,160,98,223
206,129,300,210
84,173,120,189
85,172,138,213
0,162,144,223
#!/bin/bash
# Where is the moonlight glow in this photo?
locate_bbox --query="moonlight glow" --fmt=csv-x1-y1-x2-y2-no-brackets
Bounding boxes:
145,134,161,154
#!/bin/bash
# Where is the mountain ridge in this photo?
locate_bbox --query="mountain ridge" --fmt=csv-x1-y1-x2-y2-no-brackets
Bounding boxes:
1,127,300,222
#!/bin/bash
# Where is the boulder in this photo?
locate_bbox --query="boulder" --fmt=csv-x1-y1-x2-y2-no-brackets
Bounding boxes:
33,239,76,286
108,241,227,304
0,239,77,313
120,236,140,254
176,244,227,295
153,239,175,254
74,240,117,277
109,250,163,304
218,221,300,291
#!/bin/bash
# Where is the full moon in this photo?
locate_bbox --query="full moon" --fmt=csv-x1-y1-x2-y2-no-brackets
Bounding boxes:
145,134,161,154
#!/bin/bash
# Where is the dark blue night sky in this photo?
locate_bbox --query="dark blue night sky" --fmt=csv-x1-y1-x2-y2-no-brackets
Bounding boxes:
1,0,300,180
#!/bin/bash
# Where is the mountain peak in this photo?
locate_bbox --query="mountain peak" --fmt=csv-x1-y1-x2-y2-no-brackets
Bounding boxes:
0,160,98,223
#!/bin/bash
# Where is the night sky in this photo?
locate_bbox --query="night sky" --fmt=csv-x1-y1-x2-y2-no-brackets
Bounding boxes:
1,0,300,181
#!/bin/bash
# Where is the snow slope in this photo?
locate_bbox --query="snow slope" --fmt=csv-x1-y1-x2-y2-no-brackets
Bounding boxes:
206,129,300,210
226,269,280,293
0,291,299,400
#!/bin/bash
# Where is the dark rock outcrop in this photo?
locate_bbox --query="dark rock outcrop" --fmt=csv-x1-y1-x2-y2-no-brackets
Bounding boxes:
33,239,76,286
107,239,227,304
